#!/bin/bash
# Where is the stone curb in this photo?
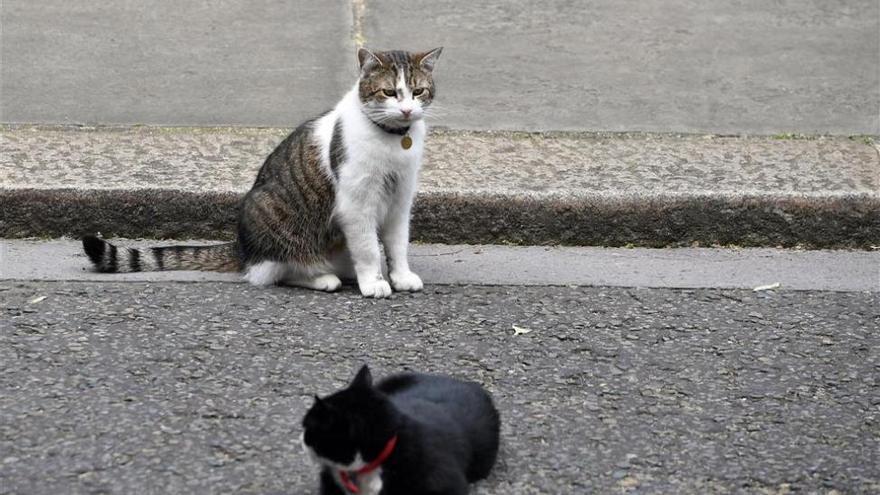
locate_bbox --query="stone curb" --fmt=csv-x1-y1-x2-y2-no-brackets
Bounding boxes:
1,125,878,248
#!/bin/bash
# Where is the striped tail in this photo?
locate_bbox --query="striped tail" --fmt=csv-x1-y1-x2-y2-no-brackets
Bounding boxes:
81,235,241,273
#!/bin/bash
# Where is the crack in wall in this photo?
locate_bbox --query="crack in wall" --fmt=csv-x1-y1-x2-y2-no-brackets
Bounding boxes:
351,0,366,48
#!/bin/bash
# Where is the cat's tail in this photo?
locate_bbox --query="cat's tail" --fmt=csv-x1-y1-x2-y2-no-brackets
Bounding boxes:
81,235,241,273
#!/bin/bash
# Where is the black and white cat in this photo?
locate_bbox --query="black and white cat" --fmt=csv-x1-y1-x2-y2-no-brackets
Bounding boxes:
301,365,501,495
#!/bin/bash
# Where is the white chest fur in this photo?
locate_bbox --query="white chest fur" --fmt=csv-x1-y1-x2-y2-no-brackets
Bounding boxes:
302,439,386,495
314,87,425,225
306,84,426,297
337,468,383,495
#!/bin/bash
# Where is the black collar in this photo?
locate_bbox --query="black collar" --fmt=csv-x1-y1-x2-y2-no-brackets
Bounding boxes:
363,112,410,135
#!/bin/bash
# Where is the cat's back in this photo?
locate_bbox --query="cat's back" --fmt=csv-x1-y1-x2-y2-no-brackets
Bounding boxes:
378,373,500,482
379,373,488,410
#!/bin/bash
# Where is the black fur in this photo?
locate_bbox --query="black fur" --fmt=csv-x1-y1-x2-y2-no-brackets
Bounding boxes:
302,365,500,495
81,235,106,266
106,244,118,272
329,118,346,178
152,247,165,270
128,248,141,272
382,172,399,197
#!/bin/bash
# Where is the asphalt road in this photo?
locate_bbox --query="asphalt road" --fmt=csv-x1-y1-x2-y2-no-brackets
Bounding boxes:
1,281,877,494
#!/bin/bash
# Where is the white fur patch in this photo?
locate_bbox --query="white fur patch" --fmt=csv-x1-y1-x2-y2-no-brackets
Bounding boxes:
313,109,339,180
396,71,414,119
243,261,286,286
353,468,384,495
283,273,342,292
300,434,384,495
358,279,393,298
389,270,423,292
318,85,425,296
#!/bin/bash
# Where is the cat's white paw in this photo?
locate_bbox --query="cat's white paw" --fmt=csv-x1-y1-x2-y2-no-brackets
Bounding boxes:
359,279,392,298
283,273,342,292
310,274,343,292
390,271,423,292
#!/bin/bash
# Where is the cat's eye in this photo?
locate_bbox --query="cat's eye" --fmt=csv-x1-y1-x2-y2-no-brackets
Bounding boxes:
382,89,396,98
412,88,426,97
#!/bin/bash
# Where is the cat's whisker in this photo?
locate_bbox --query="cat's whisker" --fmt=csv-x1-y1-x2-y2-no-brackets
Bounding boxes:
422,104,451,116
374,113,398,122
422,109,451,120
364,110,399,124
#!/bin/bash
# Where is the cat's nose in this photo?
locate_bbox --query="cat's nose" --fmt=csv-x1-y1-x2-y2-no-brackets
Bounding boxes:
401,109,412,119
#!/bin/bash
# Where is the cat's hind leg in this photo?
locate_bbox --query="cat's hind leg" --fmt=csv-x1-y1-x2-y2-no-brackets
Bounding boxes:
243,260,287,287
328,249,357,282
284,273,342,292
281,262,342,292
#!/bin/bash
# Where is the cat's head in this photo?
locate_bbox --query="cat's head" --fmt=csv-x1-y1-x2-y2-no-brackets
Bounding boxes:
301,365,397,470
357,47,442,128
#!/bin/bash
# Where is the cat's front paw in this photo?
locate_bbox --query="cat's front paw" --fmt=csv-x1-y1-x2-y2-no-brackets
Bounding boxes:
390,270,423,292
359,279,393,298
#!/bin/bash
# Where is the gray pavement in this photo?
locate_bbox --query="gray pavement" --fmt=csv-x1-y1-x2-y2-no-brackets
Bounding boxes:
3,0,878,134
0,0,355,127
2,125,878,248
2,239,879,292
364,0,880,135
1,281,877,494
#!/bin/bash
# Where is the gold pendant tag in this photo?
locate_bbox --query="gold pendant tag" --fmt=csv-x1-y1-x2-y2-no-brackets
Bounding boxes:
401,135,412,150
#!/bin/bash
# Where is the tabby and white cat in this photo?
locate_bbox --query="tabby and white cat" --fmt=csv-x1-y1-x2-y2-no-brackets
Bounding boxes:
82,47,441,298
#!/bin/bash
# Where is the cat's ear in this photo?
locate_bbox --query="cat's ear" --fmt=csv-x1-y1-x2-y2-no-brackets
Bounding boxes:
415,47,443,71
312,395,327,411
357,48,384,72
350,364,373,389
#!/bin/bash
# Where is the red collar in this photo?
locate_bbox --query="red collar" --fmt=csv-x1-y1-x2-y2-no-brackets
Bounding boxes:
338,435,398,494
